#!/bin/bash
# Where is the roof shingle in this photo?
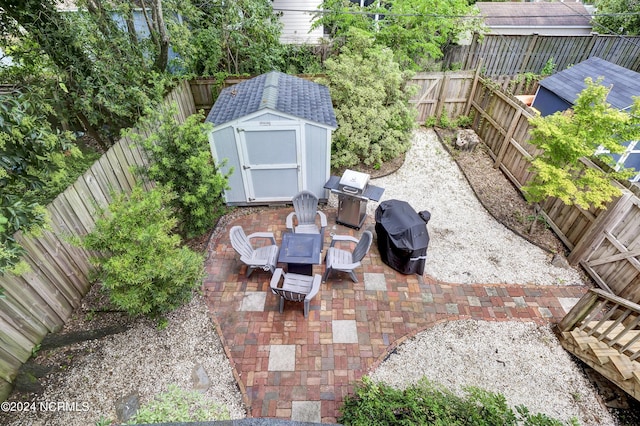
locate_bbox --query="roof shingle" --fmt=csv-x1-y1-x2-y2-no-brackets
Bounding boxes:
538,57,640,110
476,2,591,27
206,71,337,128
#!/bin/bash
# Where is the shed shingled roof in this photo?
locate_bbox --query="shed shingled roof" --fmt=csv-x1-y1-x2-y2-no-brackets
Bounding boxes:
538,57,640,110
206,71,337,128
476,2,591,27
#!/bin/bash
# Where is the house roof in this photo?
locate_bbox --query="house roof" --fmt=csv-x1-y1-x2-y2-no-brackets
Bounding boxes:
206,71,337,128
476,2,591,28
538,57,640,110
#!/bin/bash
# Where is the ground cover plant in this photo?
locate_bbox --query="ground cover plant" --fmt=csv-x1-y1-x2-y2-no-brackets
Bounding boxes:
339,377,579,426
126,384,230,424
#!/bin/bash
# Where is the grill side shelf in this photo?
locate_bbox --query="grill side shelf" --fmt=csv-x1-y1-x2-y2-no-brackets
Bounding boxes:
323,175,340,190
363,184,384,202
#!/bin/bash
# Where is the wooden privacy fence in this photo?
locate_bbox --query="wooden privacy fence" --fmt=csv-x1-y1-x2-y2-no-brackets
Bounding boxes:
466,73,640,304
443,33,640,76
0,80,196,401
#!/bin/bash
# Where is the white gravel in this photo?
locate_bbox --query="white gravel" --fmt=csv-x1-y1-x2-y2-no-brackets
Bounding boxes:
370,320,614,425
363,127,585,286
361,128,615,425
1,295,246,426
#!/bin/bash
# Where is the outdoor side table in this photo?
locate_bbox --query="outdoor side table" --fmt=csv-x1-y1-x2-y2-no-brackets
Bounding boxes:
278,232,322,275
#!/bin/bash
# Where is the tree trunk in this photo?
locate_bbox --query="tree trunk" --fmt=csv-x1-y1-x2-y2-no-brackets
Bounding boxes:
150,0,169,72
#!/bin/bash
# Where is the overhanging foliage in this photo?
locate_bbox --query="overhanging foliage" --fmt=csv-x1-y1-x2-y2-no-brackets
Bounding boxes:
523,78,640,210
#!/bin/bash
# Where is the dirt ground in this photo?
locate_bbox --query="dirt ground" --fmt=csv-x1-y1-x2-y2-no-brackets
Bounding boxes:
432,127,568,256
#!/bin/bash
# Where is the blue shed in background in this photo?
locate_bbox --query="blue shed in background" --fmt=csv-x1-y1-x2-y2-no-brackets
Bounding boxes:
531,57,640,182
206,71,337,206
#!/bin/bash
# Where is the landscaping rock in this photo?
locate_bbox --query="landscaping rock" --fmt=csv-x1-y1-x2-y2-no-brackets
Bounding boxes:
192,363,211,392
115,391,140,423
551,253,571,269
455,129,481,151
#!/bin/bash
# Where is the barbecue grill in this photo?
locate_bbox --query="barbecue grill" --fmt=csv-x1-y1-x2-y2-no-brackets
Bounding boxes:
324,170,384,229
375,199,431,275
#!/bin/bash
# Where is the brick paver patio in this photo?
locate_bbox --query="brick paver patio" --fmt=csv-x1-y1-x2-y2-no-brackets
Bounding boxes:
202,207,588,423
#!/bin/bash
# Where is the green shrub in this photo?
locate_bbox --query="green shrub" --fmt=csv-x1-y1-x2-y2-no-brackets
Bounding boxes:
134,106,230,238
339,376,578,426
78,185,203,319
128,384,230,424
321,28,417,169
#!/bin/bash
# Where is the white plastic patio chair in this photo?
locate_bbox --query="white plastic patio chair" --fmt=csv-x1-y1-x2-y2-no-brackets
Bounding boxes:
322,231,373,283
285,190,327,237
229,225,279,277
269,268,321,318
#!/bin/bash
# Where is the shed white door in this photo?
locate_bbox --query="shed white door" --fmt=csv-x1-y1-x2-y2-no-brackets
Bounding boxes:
238,126,302,202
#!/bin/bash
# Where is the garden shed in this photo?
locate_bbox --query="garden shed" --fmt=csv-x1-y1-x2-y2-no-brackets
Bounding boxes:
532,57,640,117
531,57,640,182
206,71,337,206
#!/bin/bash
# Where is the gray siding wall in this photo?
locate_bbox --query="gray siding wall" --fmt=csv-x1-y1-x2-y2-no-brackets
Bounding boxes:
305,123,329,199
246,113,294,122
211,126,246,203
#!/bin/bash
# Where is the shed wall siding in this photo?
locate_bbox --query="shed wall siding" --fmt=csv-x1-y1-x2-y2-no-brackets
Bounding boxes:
246,112,295,122
531,87,573,117
211,126,246,203
305,123,329,199
273,0,324,44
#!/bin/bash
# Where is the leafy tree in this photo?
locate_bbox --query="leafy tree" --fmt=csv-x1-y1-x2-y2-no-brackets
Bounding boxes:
523,78,640,210
315,0,479,70
0,0,171,149
167,0,285,76
0,92,81,275
133,107,230,238
593,0,640,35
78,185,204,319
321,28,417,168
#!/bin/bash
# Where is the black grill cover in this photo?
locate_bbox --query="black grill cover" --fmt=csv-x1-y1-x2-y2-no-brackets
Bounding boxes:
375,200,430,275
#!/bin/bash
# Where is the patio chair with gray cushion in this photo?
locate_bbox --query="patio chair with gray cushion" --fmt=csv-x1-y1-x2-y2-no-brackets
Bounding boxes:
322,231,373,283
229,225,279,277
269,268,321,318
286,190,327,237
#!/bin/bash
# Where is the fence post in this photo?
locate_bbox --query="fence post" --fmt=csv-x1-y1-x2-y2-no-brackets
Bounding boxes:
493,108,523,170
464,61,483,117
557,289,601,332
567,191,633,266
435,74,450,119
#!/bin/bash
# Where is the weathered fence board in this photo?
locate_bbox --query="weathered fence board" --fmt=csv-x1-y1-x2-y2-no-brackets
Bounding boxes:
465,71,640,305
0,80,196,401
409,71,477,123
444,33,640,75
0,296,47,345
578,195,640,301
